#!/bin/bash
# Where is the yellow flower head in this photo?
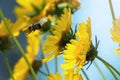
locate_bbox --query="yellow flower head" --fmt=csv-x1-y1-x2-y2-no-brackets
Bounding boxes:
47,72,62,80
110,17,120,44
110,17,120,54
0,17,29,51
42,8,72,63
115,48,120,55
61,18,91,70
10,30,40,80
64,69,83,80
0,17,28,37
14,0,57,22
14,0,43,17
47,70,83,80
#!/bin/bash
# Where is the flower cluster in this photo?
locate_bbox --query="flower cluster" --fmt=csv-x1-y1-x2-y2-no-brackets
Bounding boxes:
0,0,120,80
47,69,83,80
110,18,120,54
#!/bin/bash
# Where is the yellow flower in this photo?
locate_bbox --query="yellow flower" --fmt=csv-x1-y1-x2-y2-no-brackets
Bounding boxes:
47,70,83,80
42,8,72,63
115,49,120,55
110,17,120,54
10,30,40,80
0,17,29,37
14,0,57,22
14,0,80,23
0,17,29,51
14,0,43,17
47,72,62,80
64,69,83,80
61,18,91,70
110,17,120,44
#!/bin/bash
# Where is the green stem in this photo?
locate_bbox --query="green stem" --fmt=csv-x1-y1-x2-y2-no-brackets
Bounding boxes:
55,56,58,73
96,56,120,76
108,0,115,20
104,63,118,80
2,51,15,80
0,10,37,80
39,70,48,76
40,42,50,75
41,52,50,75
45,63,50,75
93,61,106,80
81,69,89,80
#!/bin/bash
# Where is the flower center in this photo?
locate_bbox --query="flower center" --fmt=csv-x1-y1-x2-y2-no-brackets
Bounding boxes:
0,37,11,51
29,60,42,75
58,31,75,51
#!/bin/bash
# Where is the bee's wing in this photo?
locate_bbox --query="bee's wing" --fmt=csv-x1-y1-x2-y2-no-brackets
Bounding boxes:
39,17,48,26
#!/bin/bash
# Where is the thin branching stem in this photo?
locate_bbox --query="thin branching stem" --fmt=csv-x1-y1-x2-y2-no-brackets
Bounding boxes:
93,61,106,80
55,56,58,73
40,40,50,75
108,0,115,20
81,69,89,80
96,56,120,76
39,70,48,76
41,52,50,75
104,63,118,80
2,51,15,80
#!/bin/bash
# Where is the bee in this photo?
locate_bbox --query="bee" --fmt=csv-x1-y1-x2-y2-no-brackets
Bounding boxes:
24,17,51,33
84,36,100,69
